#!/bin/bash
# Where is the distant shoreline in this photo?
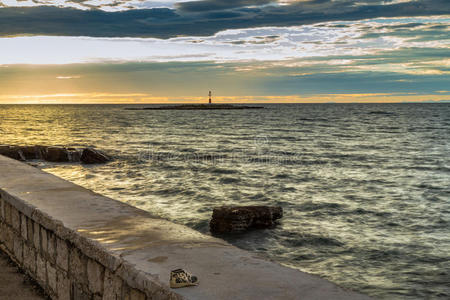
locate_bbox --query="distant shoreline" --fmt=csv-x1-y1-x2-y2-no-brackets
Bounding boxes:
125,104,265,110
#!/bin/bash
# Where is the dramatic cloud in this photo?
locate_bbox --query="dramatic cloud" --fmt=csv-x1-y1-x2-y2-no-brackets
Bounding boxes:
1,18,448,64
0,0,449,38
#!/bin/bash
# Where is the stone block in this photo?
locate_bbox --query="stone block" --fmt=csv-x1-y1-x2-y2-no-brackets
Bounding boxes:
0,222,4,245
122,284,131,300
4,226,13,252
11,206,20,232
41,226,48,254
56,238,69,271
73,283,90,300
69,247,88,287
36,253,47,284
33,221,40,250
87,259,105,295
47,231,56,263
23,244,36,274
47,262,57,293
20,213,27,240
27,217,34,242
103,269,123,300
13,234,23,263
4,201,11,225
0,196,4,221
130,288,146,300
57,270,71,300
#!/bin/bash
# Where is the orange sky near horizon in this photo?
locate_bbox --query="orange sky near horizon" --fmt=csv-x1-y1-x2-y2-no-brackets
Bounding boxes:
1,93,449,104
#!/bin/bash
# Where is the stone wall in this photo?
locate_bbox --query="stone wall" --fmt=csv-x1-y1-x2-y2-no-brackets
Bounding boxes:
0,193,157,300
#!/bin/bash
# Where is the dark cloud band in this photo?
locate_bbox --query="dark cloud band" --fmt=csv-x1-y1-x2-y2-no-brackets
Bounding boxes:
0,0,449,38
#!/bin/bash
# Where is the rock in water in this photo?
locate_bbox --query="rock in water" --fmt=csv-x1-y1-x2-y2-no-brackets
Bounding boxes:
44,147,71,162
67,148,81,162
80,148,111,164
0,145,110,164
0,145,26,161
19,146,40,159
210,206,283,234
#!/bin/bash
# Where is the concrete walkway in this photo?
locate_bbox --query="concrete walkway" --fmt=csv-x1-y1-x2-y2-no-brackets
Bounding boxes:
0,250,47,299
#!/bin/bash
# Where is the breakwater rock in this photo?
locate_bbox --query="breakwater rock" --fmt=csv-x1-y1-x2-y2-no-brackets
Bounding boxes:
0,145,111,164
210,206,283,234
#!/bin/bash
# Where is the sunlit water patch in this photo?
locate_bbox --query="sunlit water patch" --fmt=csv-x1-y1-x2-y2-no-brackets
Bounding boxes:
1,103,449,299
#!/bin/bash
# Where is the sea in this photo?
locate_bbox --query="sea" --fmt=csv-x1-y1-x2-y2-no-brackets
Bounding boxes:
0,103,449,299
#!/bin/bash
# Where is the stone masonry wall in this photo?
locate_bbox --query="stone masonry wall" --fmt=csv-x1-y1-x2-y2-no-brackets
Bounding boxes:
0,192,160,300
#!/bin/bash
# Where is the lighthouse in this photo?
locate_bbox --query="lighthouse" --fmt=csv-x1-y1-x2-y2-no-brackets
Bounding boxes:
209,91,212,104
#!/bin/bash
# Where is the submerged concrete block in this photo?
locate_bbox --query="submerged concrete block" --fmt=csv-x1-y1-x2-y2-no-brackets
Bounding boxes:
210,205,283,233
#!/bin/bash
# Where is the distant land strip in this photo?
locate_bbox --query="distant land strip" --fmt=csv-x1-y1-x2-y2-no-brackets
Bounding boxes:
125,104,264,110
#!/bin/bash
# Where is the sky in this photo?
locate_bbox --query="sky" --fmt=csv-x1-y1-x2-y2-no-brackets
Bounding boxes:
0,0,449,103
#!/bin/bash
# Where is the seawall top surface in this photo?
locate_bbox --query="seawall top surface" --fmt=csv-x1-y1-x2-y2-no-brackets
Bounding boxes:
0,155,371,300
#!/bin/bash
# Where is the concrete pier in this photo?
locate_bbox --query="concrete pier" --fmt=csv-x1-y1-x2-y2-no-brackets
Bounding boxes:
0,154,371,299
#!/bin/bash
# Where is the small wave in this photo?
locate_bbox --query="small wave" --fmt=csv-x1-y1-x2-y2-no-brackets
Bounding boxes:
219,177,240,184
249,193,269,200
352,208,391,217
283,233,344,247
297,117,329,122
280,186,296,192
273,173,290,179
405,166,450,173
325,153,370,161
298,201,344,211
415,183,445,190
152,187,184,195
109,187,125,191
368,111,397,116
293,254,316,261
210,167,238,175
364,248,403,261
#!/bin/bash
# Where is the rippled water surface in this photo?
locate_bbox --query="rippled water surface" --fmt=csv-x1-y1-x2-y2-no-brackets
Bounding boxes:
1,103,449,299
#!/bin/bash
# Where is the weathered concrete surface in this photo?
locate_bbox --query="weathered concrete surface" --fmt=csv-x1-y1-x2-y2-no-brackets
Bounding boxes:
0,154,371,299
0,249,47,299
